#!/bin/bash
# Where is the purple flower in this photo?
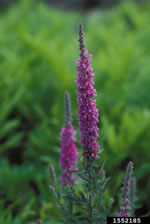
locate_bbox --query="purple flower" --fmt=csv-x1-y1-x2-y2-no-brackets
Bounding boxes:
60,126,78,170
60,92,78,186
118,210,129,217
75,24,100,159
118,161,134,217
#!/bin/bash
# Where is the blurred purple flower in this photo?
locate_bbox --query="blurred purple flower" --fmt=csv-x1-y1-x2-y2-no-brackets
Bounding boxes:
60,126,78,170
60,92,78,186
75,24,100,160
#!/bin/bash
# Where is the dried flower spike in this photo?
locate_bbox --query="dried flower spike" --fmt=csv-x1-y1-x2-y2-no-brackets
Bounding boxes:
60,91,78,186
118,161,134,217
76,24,100,159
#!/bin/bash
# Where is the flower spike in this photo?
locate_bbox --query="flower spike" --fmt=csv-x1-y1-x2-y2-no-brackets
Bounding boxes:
76,24,100,160
60,91,78,186
118,161,134,217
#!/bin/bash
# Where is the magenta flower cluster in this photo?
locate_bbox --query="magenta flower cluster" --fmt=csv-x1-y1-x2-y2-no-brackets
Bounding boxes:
60,127,78,186
60,92,78,187
75,24,100,159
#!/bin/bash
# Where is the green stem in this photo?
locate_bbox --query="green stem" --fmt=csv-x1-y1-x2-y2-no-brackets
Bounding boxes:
87,160,92,223
55,197,77,224
68,198,73,215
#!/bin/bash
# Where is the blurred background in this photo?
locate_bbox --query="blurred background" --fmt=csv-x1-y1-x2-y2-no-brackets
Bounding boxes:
0,0,150,223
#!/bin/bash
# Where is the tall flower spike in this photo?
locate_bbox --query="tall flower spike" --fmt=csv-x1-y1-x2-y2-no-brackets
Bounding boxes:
76,24,100,159
118,161,134,217
60,91,78,187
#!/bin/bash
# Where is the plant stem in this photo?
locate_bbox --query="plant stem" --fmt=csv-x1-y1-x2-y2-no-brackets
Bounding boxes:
87,159,92,223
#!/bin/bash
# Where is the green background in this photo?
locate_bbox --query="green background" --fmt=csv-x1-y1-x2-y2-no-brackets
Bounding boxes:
0,0,150,223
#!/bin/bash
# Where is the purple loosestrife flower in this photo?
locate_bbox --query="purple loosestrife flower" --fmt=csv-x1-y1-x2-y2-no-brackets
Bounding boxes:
60,127,78,170
60,91,78,187
118,161,134,217
76,24,100,159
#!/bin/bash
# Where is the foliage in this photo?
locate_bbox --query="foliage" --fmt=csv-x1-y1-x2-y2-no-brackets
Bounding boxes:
48,159,112,224
0,0,150,222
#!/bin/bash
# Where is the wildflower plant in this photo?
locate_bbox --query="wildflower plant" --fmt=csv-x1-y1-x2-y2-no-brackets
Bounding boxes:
40,24,138,224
